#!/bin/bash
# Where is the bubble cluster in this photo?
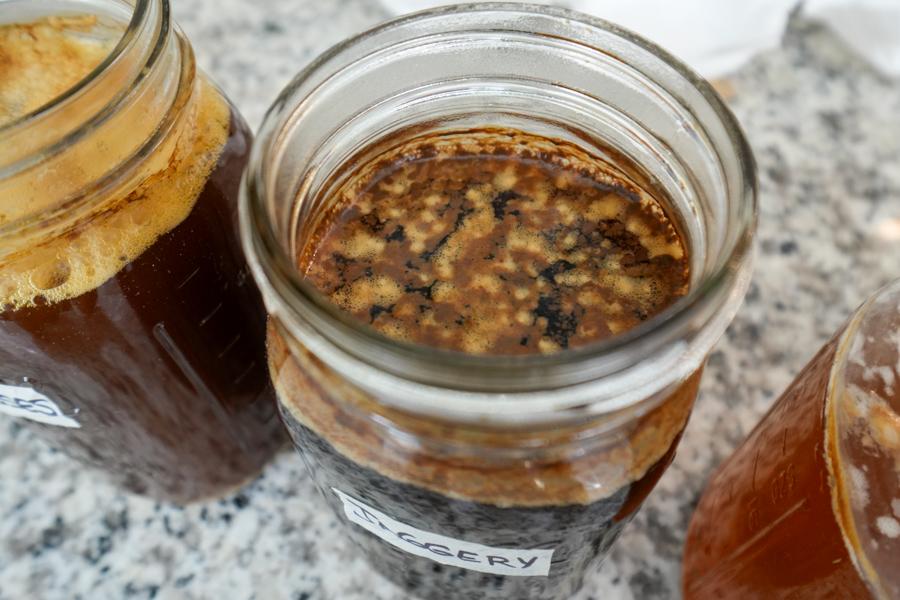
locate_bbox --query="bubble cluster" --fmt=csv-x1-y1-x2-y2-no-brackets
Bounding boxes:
0,16,116,126
0,17,232,311
302,128,689,355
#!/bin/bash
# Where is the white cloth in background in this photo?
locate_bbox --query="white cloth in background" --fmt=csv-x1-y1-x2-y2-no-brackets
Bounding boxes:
806,0,900,76
379,0,900,78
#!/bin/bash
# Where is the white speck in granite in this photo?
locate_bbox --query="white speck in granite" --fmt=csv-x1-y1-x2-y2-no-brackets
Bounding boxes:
3,5,900,600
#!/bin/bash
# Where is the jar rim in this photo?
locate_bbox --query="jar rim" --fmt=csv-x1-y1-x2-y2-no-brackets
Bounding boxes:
242,2,758,404
0,0,197,239
0,0,155,135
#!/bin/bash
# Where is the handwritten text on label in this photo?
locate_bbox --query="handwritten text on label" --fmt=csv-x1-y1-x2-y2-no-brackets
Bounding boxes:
333,488,555,576
0,383,80,428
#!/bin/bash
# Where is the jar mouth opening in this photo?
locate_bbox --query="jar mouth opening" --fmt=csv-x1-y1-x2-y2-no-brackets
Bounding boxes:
0,0,197,241
251,213,752,365
243,2,758,393
0,0,155,135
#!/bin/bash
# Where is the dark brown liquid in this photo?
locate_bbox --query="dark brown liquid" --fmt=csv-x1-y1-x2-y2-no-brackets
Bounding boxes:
682,328,873,599
0,107,283,504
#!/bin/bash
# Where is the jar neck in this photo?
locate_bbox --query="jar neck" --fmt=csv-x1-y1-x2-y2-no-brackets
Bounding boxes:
242,3,757,423
0,0,195,249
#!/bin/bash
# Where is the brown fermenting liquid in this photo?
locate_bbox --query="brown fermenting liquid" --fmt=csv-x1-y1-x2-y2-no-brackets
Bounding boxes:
302,128,689,355
0,16,113,127
273,127,698,598
0,17,282,503
827,288,900,599
684,283,900,600
682,330,872,599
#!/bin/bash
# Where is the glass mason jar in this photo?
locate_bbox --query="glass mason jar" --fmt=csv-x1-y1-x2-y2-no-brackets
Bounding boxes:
683,278,900,600
241,4,757,599
0,0,284,504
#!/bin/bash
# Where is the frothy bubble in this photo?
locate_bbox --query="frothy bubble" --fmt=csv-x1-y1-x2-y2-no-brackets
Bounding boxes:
303,128,689,354
876,515,900,539
850,464,871,507
1,17,232,310
0,16,117,126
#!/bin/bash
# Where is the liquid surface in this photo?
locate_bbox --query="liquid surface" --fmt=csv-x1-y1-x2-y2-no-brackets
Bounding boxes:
302,128,689,354
0,16,115,126
285,126,698,506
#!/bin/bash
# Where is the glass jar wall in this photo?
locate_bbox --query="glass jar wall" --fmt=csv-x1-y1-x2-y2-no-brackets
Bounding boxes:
0,0,283,504
241,4,757,598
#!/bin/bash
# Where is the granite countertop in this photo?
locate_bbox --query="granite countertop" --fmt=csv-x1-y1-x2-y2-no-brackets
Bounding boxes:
3,2,900,599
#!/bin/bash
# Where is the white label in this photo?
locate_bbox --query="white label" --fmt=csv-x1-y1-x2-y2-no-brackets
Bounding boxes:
333,488,555,576
0,383,81,428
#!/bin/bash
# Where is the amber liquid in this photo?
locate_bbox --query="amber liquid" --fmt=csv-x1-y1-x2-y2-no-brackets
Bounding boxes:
0,109,283,504
682,328,873,599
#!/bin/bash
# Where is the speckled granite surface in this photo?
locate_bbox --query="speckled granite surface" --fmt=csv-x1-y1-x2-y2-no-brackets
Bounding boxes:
3,2,900,599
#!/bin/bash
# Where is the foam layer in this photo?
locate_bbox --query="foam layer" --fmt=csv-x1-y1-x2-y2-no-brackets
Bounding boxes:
0,16,231,311
0,16,117,126
303,128,689,355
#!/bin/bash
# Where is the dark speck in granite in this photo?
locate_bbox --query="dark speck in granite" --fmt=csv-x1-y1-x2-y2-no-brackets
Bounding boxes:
83,535,113,564
263,20,284,34
779,240,798,254
40,518,66,551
